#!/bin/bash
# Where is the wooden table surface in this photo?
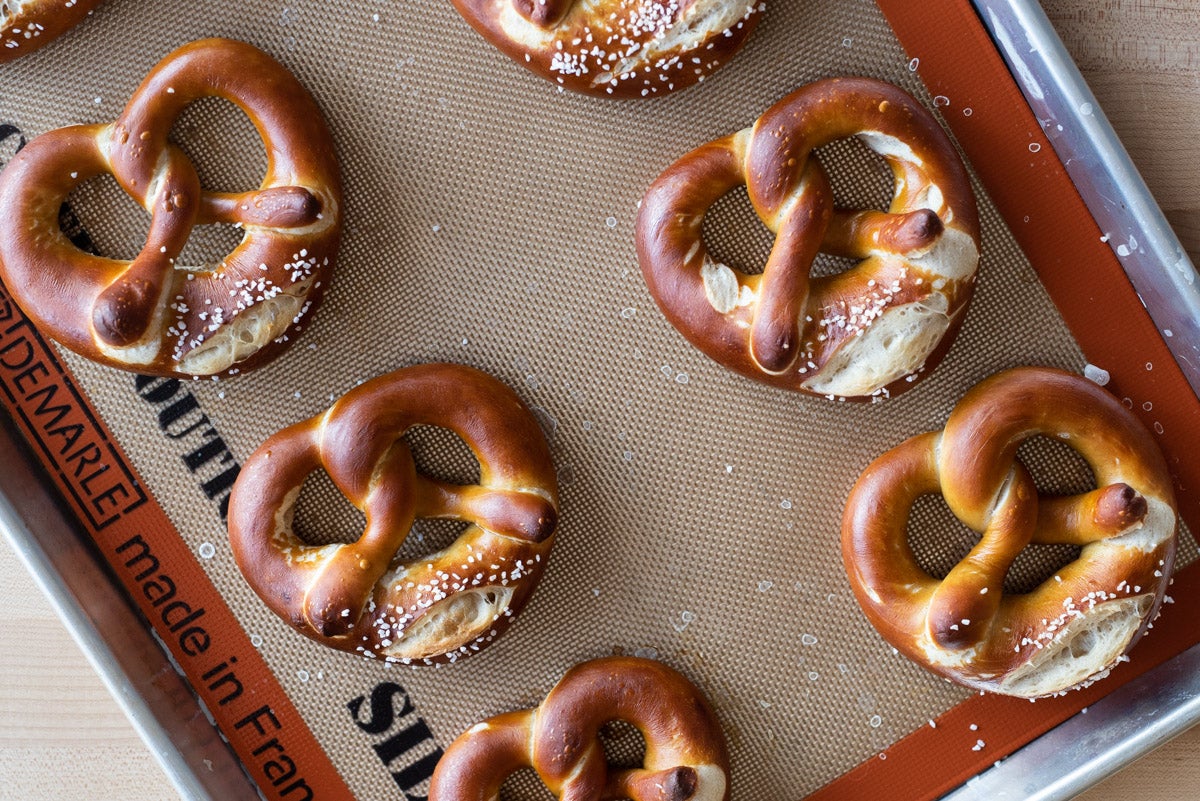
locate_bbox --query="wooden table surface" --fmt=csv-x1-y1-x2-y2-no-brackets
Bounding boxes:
2,1,1199,798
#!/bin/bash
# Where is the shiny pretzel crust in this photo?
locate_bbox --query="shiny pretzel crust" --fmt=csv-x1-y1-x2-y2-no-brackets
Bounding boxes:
430,657,730,801
227,363,559,664
0,38,342,377
452,0,762,98
637,77,980,400
0,0,105,62
841,367,1178,697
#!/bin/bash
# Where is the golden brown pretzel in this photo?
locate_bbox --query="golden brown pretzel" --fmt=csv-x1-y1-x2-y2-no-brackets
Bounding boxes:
0,38,341,377
452,0,763,98
637,77,980,399
227,364,558,664
430,656,730,800
1,0,105,62
842,367,1177,697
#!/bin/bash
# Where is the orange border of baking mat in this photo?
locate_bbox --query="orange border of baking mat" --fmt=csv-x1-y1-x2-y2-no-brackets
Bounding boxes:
808,2,1200,799
0,279,355,799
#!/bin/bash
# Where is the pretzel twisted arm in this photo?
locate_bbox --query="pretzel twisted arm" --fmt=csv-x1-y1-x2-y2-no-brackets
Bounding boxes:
199,187,323,228
91,145,202,347
749,163,831,373
823,208,944,260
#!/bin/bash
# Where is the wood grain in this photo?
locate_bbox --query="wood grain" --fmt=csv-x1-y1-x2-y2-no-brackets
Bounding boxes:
1043,0,1200,264
0,543,179,799
1,1,1198,800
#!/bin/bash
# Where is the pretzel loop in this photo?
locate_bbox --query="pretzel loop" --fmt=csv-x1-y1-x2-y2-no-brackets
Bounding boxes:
430,657,730,801
109,49,327,227
228,364,559,664
842,367,1178,697
0,38,342,377
637,77,980,399
748,159,831,373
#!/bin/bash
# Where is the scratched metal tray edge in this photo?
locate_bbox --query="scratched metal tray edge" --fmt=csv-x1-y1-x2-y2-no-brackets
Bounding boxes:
0,414,255,800
942,2,1200,799
1,1,1198,799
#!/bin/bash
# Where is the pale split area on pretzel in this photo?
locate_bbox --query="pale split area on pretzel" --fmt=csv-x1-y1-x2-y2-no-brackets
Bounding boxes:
841,367,1179,698
227,364,559,664
267,483,522,662
992,495,1174,697
496,0,760,93
372,574,517,662
0,0,33,26
454,0,762,98
429,656,730,801
638,77,981,399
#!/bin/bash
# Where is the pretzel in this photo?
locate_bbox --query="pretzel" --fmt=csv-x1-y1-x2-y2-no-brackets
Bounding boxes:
637,77,980,399
452,0,762,98
0,38,342,377
1,0,105,62
227,364,559,664
842,367,1178,697
430,656,729,800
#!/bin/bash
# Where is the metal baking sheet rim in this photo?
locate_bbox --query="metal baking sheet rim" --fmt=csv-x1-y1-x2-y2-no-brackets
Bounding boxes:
2,1,1198,799
945,0,1200,798
0,416,257,799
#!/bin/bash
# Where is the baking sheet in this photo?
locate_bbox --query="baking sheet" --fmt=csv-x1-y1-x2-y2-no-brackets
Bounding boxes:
1,0,1199,798
939,2,1200,796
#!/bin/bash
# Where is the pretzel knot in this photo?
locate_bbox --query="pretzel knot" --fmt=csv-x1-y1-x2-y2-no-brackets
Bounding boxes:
1,0,105,62
842,367,1178,697
430,656,730,801
637,77,980,399
227,364,559,664
452,0,762,98
0,38,342,377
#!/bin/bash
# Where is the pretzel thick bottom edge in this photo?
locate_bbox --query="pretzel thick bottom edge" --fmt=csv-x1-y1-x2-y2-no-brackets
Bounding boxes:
1,0,105,62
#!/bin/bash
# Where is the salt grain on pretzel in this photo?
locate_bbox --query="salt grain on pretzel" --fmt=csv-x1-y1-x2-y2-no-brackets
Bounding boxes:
430,656,730,800
842,367,1177,697
227,364,559,664
1,0,104,62
638,77,980,398
0,38,342,377
452,0,763,98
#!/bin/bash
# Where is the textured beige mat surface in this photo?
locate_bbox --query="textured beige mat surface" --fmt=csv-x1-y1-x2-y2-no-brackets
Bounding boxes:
3,0,1195,797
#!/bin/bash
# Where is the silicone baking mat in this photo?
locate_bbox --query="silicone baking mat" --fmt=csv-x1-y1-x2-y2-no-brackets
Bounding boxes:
2,0,1200,799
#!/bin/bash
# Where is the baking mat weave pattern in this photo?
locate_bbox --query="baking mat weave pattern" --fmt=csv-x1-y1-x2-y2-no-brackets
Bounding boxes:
4,0,1196,797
